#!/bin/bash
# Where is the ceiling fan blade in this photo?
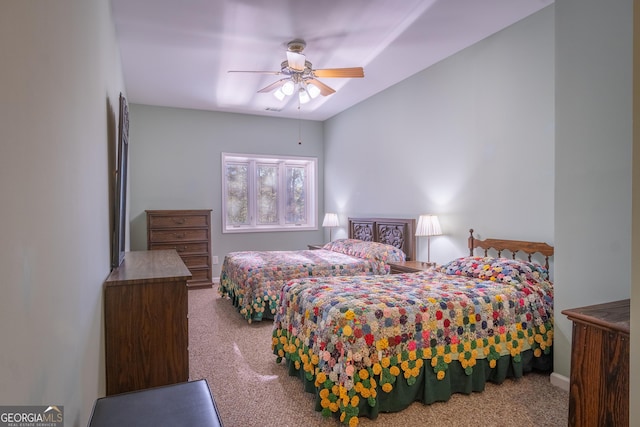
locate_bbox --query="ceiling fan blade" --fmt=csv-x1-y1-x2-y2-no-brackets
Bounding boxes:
257,78,288,93
306,78,335,96
313,67,364,78
228,70,282,75
286,51,306,72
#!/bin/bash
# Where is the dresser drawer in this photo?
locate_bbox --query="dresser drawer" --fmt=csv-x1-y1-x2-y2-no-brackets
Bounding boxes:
188,268,211,283
148,214,210,229
149,229,209,243
181,254,210,269
149,242,209,256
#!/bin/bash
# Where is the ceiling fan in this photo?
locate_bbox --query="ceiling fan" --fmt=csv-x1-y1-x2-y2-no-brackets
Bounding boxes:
228,39,364,104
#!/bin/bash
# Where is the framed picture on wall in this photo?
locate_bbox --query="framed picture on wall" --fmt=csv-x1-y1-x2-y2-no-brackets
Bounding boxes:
112,92,129,269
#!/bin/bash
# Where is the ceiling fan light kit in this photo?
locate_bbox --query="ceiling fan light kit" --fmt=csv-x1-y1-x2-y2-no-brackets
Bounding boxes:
229,39,364,105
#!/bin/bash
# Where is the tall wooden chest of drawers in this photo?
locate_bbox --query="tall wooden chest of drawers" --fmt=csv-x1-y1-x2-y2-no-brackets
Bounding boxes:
104,250,191,395
146,209,213,289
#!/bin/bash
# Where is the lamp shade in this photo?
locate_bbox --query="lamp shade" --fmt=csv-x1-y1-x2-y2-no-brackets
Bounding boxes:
415,215,442,237
298,87,310,104
306,82,321,98
281,80,295,96
322,213,339,228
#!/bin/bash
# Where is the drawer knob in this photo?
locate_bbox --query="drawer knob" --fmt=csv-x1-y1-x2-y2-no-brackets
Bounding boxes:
174,218,186,224
174,232,186,238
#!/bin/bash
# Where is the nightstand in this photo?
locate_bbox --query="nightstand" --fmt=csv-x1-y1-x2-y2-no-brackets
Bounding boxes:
307,244,324,250
388,260,436,274
561,300,629,426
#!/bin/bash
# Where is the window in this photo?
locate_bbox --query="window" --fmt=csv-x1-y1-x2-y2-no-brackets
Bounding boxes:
222,152,317,233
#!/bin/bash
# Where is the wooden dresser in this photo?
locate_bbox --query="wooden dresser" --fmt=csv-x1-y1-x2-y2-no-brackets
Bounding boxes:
562,299,629,427
104,250,191,395
146,209,213,289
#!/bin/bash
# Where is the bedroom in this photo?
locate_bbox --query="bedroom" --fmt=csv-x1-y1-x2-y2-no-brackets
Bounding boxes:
0,0,636,426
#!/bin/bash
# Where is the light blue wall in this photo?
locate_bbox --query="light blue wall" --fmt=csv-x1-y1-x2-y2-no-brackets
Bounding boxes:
0,0,126,424
554,0,633,378
324,7,555,266
128,105,325,278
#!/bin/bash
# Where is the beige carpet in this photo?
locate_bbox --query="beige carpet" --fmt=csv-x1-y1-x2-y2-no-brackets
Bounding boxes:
188,288,569,426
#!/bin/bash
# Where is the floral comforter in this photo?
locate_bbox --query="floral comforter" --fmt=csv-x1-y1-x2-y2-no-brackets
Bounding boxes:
272,256,553,425
219,239,406,322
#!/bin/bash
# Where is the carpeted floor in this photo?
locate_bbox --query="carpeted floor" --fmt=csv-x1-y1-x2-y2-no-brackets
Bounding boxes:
188,287,569,427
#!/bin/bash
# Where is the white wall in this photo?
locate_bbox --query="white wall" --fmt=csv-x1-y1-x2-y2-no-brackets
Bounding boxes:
324,7,555,267
0,0,125,426
554,0,633,379
128,105,325,278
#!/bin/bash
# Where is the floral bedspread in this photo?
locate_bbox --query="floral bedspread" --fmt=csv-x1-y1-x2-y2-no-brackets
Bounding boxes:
272,257,553,425
219,239,406,322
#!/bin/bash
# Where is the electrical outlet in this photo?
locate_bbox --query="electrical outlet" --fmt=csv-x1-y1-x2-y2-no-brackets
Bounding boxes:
212,256,219,265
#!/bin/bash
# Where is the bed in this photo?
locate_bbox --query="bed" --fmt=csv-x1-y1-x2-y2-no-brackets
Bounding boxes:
219,217,416,323
272,229,554,425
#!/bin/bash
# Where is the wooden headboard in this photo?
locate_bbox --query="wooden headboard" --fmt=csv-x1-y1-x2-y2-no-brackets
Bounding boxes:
468,228,554,269
348,217,416,261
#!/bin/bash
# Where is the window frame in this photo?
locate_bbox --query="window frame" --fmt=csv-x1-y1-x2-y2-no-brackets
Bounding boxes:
221,152,318,233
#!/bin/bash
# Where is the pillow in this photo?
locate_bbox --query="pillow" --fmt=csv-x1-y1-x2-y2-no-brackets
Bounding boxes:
439,256,549,284
323,239,406,263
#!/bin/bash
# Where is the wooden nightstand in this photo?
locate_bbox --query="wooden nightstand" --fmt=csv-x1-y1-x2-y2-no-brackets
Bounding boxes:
388,260,436,274
308,244,324,250
561,300,629,426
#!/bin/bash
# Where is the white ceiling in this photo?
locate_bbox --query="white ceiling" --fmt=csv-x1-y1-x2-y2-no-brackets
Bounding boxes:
110,0,553,121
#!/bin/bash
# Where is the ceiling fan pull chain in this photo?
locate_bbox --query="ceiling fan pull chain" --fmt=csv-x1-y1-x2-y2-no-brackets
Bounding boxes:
297,103,302,145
